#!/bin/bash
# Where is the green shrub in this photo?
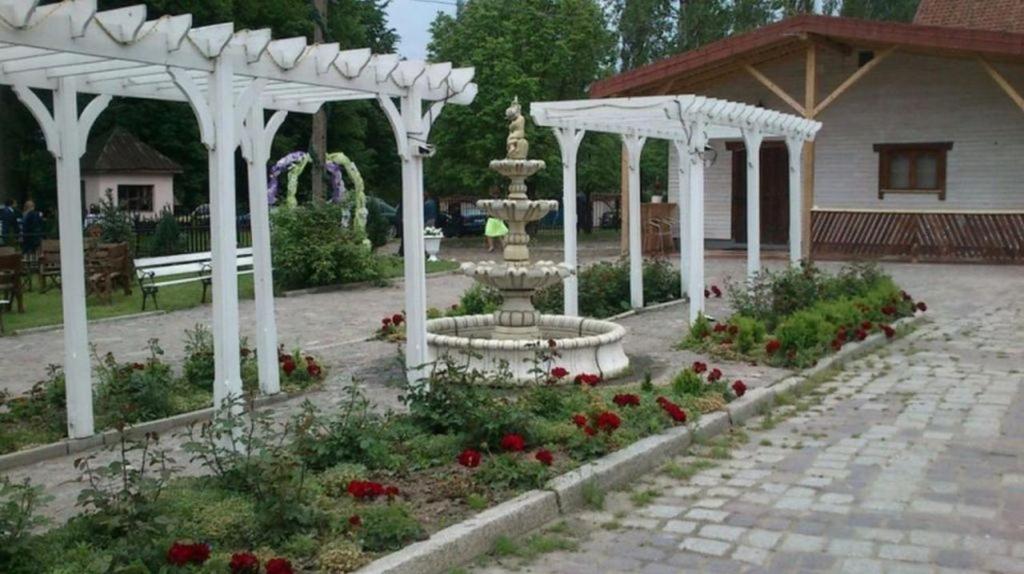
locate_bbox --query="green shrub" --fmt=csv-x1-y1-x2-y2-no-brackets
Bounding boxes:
365,196,391,250
270,202,382,290
359,503,426,552
453,283,503,315
533,258,681,318
96,190,133,246
182,324,215,390
731,316,766,354
671,369,704,397
150,208,182,255
94,340,177,426
474,453,549,491
318,539,369,573
0,477,51,567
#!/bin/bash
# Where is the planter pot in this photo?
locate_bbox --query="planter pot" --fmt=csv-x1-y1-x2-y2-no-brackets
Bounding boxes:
650,195,663,203
424,236,442,261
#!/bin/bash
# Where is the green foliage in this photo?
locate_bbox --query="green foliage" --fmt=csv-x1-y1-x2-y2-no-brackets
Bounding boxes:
96,189,133,245
731,315,767,354
270,202,382,290
581,481,605,510
0,366,67,453
0,478,50,566
359,503,426,552
453,283,504,315
317,538,369,573
474,453,550,491
534,258,680,318
426,0,617,198
292,389,397,472
365,194,391,249
93,340,177,427
671,369,704,397
182,324,215,390
150,208,182,255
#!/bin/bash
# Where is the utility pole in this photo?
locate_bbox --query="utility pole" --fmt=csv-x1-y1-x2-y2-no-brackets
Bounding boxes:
310,0,329,202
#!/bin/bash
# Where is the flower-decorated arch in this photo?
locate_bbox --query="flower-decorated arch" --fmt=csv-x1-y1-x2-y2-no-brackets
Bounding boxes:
267,150,367,233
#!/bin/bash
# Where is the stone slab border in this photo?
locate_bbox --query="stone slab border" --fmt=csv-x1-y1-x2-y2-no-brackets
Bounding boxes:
10,310,169,336
355,311,925,574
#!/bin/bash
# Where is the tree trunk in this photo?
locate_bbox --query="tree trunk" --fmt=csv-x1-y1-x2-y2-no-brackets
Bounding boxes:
0,87,13,201
309,0,329,202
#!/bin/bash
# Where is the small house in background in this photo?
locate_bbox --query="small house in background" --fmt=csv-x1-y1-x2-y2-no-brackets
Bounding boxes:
81,127,182,218
594,0,1024,263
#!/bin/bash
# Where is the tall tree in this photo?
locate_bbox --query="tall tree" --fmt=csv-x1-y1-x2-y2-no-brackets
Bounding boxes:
426,0,617,198
838,0,920,21
675,0,732,52
609,0,675,71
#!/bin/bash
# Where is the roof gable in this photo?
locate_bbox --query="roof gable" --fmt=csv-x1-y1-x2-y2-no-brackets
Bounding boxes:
915,0,1024,34
81,128,183,174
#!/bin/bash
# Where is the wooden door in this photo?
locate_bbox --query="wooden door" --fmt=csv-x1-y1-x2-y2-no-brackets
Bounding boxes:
731,143,790,245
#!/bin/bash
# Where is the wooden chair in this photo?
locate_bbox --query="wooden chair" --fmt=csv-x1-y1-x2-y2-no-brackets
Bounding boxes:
0,253,24,313
38,239,62,292
87,243,131,304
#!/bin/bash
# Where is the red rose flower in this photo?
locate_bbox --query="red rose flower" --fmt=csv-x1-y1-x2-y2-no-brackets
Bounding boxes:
307,363,322,378
707,368,722,382
574,373,601,386
657,397,687,423
612,393,641,407
572,414,588,427
595,411,621,432
732,380,747,397
385,485,400,498
166,542,193,567
392,313,404,325
229,552,260,574
881,305,896,316
584,425,597,436
692,361,707,374
281,357,296,376
382,317,392,326
901,290,912,301
861,321,873,330
916,301,927,312
713,323,727,333
265,558,294,574
711,285,722,298
189,543,210,565
500,433,526,452
728,324,739,336
882,324,895,338
349,515,362,527
836,326,847,340
550,366,569,379
458,449,481,468
831,338,843,351
855,329,868,341
347,480,391,499
535,449,554,466
704,289,711,298
765,339,781,354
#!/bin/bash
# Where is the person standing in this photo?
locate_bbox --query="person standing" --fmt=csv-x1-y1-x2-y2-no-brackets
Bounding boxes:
20,200,43,255
484,186,508,253
0,199,19,246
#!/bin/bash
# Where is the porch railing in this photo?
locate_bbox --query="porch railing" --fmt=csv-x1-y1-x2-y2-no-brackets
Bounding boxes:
811,208,1024,263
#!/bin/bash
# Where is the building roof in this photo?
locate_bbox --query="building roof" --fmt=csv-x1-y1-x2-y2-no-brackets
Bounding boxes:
915,0,1024,34
590,14,1024,98
81,128,183,175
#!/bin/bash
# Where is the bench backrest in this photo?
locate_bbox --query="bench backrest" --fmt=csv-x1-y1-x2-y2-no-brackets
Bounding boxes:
135,248,254,278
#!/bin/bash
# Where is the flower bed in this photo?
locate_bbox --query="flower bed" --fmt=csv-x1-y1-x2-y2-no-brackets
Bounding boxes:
0,326,325,456
682,263,922,367
0,353,745,573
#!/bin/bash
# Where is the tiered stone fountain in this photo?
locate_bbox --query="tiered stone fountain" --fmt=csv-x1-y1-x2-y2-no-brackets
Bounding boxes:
425,98,629,384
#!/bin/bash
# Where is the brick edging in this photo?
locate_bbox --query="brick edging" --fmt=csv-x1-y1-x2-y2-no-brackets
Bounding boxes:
355,312,925,574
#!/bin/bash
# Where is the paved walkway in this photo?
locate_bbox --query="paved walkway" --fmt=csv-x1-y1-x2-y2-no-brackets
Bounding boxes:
473,268,1024,573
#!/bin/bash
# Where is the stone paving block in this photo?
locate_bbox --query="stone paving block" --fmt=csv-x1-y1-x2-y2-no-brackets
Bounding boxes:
780,533,827,553
662,519,696,534
828,538,875,558
878,544,931,562
684,508,728,522
698,524,746,542
679,536,732,557
732,545,769,565
839,557,885,574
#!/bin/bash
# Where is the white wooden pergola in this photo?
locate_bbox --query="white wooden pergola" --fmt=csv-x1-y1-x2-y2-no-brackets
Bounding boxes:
531,96,820,322
0,0,475,439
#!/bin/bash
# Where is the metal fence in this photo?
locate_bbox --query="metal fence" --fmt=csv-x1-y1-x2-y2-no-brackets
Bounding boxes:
133,213,252,257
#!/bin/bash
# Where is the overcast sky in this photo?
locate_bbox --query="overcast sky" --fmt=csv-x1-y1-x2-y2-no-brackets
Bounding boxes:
385,0,457,60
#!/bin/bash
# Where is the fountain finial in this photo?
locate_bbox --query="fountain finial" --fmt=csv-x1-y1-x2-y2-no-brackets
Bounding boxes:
505,97,529,160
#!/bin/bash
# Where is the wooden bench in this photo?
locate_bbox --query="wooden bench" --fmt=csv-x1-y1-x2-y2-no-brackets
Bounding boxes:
134,248,254,311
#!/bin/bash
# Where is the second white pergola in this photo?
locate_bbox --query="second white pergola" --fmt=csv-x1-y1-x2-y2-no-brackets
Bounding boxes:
531,96,821,323
0,0,476,439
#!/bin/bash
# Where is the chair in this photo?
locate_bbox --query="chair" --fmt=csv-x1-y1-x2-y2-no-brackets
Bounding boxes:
0,253,24,313
38,239,61,293
87,243,131,304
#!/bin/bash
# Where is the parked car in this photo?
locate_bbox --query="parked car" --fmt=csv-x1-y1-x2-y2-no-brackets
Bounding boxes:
439,204,486,237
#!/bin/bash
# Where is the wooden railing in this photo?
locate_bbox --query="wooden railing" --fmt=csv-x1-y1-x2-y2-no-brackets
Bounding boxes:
811,208,1024,263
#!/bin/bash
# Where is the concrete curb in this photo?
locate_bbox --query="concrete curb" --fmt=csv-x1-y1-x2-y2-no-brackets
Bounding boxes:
280,268,461,297
0,389,296,472
356,311,926,574
10,310,168,336
605,297,686,322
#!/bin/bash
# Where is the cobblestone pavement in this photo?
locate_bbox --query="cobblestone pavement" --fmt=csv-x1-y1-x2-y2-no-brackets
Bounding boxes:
474,273,1024,573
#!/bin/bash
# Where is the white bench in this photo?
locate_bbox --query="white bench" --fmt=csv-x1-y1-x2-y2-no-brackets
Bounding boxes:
134,248,254,311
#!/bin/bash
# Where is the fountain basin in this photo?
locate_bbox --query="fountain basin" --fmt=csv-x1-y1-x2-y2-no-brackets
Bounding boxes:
477,199,559,222
461,260,571,292
425,314,630,384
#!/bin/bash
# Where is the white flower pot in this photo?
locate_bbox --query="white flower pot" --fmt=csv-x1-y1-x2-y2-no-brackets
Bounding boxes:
424,236,442,261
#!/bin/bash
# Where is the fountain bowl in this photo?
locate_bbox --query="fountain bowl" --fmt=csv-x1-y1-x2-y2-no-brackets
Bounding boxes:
425,314,630,385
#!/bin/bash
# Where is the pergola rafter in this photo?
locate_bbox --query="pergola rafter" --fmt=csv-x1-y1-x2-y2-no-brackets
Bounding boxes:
532,96,820,324
0,0,476,439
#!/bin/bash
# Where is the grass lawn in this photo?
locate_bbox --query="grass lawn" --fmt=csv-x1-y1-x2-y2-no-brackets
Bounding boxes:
1,258,459,334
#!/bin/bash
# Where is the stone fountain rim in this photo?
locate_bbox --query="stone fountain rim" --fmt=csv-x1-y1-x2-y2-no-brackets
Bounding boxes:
425,314,626,351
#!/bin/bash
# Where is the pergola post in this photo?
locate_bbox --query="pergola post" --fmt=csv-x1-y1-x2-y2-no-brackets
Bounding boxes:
553,127,585,316
785,136,804,265
742,128,763,280
241,103,288,396
672,140,690,299
207,59,243,407
13,79,109,438
622,133,646,309
686,123,709,324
